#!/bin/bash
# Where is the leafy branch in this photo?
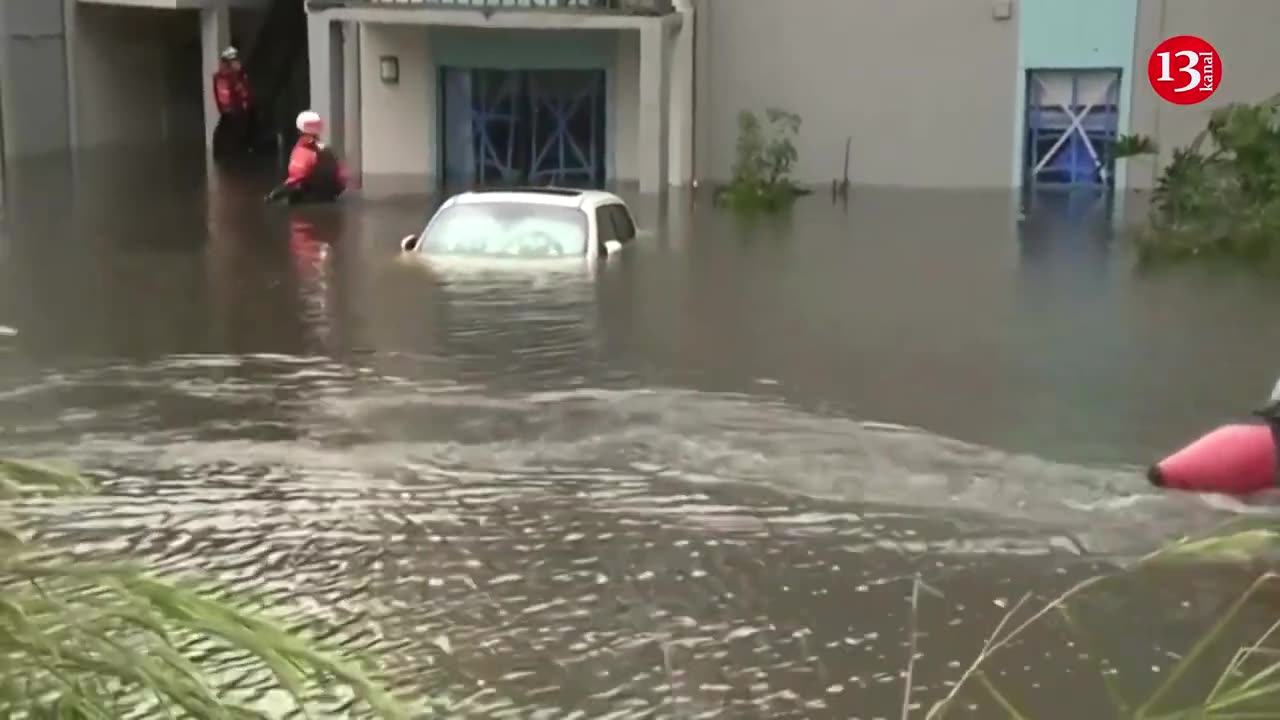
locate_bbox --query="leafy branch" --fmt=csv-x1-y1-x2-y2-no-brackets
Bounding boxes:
1127,92,1280,263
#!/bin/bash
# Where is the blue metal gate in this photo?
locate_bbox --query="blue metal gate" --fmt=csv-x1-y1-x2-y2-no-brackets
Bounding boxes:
1023,69,1122,189
440,68,606,189
471,70,522,185
528,70,602,186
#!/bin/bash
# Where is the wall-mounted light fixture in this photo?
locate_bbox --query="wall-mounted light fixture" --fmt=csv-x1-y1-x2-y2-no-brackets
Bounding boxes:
379,55,400,85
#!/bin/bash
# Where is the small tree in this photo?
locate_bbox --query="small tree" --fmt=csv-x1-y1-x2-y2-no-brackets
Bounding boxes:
759,108,802,188
719,107,804,212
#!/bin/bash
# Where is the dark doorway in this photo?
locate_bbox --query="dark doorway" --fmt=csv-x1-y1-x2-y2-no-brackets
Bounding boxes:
440,67,607,190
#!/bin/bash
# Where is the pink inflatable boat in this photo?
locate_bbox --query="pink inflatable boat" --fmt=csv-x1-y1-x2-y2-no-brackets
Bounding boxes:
1148,421,1278,495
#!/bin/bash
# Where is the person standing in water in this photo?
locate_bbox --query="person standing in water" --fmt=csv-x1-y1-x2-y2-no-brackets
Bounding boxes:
1253,378,1280,428
211,47,254,160
264,111,350,205
1146,379,1280,494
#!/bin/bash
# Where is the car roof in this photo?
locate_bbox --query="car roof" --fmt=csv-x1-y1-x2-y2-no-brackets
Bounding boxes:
445,187,627,210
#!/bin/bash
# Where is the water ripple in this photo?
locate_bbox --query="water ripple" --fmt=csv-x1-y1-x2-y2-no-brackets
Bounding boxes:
0,355,1256,717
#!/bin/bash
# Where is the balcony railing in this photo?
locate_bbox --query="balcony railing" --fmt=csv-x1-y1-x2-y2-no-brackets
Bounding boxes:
347,0,674,14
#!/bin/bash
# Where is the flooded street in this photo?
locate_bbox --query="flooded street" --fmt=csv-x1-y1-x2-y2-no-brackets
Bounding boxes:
1,149,1278,718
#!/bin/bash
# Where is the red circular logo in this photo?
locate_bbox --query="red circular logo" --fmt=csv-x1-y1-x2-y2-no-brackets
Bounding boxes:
1147,35,1221,105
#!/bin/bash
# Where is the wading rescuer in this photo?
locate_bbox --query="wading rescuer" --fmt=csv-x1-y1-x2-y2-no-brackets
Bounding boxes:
211,47,253,160
264,111,349,205
1146,377,1280,496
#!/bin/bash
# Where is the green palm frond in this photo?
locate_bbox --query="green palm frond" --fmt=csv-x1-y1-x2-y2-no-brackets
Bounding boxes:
0,458,413,719
1133,92,1280,264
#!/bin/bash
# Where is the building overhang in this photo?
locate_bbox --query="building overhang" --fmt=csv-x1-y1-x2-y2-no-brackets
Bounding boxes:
77,0,271,9
306,0,682,32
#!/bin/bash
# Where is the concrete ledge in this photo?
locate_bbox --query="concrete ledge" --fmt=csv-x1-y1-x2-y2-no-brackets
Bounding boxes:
307,1,682,31
77,0,270,9
310,0,675,15
351,173,436,200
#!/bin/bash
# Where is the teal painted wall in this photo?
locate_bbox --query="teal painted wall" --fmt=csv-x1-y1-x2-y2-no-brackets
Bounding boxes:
429,27,618,181
1013,0,1139,189
431,28,616,70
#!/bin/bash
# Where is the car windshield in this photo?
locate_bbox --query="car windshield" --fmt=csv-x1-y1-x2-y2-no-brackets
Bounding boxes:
420,202,589,258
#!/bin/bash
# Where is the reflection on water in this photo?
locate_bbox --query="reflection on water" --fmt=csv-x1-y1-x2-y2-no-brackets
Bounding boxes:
0,150,1278,717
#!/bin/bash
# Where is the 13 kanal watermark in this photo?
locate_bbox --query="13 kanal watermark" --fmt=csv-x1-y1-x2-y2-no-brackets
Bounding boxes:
1148,35,1221,105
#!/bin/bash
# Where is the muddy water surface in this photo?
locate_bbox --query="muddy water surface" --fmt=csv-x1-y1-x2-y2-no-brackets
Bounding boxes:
1,150,1278,717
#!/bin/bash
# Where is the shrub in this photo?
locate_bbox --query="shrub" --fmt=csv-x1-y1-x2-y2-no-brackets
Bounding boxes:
717,108,805,212
1116,93,1280,264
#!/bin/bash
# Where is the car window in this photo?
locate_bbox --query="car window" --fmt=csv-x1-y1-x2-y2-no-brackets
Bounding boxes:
595,206,618,244
421,203,589,258
607,204,636,242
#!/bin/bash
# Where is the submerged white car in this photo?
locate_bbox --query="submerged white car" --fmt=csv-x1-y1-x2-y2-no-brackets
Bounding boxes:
399,187,638,262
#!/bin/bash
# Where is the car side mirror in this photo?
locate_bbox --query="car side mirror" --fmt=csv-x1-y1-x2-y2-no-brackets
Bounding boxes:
400,234,420,252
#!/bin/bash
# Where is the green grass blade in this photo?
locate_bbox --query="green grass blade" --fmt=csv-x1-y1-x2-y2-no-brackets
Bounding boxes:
1057,606,1129,717
1135,573,1278,718
975,670,1031,720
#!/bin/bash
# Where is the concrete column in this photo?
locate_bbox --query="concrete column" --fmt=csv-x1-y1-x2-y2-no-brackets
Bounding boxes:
306,12,342,146
341,21,361,181
62,0,79,151
329,23,346,151
0,0,72,160
200,6,231,152
636,21,670,193
667,5,694,187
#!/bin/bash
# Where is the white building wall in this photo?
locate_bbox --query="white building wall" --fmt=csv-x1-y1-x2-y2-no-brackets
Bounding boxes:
355,23,655,186
692,0,1018,189
0,0,72,158
1128,0,1280,190
359,24,434,182
613,29,639,183
667,0,693,186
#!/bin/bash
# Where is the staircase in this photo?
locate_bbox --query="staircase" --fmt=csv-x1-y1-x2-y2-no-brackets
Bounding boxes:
244,0,310,151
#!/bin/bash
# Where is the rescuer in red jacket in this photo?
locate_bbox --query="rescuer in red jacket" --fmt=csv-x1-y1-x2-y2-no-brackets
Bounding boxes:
211,46,254,159
264,111,350,205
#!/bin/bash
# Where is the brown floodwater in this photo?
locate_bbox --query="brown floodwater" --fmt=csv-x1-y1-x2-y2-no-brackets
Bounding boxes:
1,147,1279,718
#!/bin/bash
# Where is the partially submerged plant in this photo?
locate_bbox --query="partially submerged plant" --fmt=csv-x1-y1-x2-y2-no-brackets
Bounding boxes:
718,107,806,212
0,458,411,719
1125,92,1280,264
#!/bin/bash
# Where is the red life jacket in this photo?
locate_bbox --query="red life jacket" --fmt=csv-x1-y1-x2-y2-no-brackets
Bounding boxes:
212,67,251,114
234,70,251,109
285,136,349,197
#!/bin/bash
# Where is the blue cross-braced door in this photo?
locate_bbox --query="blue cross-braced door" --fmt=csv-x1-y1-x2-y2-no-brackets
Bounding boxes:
470,69,521,185
527,70,604,187
1023,69,1122,189
440,68,521,187
439,67,607,190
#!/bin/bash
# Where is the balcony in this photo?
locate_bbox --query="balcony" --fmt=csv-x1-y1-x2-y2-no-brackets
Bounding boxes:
314,0,675,14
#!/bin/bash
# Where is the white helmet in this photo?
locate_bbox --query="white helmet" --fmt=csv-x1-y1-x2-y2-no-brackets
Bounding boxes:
296,110,323,135
1253,376,1280,418
220,46,238,61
